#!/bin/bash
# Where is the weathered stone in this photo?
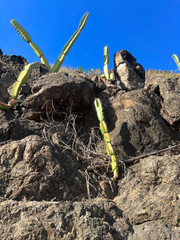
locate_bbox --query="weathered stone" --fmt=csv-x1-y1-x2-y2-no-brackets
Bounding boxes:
115,62,145,90
0,134,88,201
114,50,145,90
10,55,27,65
114,155,180,226
22,72,96,121
88,89,178,158
159,78,180,128
114,50,137,67
0,118,44,142
145,69,180,131
0,53,180,239
0,61,17,102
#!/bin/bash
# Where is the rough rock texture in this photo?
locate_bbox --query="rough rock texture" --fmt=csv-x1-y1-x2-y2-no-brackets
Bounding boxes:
113,50,145,90
96,89,178,158
0,51,180,239
145,71,180,131
22,72,96,121
0,135,88,201
114,155,180,226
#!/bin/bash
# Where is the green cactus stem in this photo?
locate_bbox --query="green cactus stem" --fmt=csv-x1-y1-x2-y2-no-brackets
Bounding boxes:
11,20,31,43
52,12,89,73
103,46,110,80
11,20,50,69
94,98,118,181
4,12,89,110
102,46,115,81
0,62,43,110
12,62,41,99
172,54,180,71
11,12,89,74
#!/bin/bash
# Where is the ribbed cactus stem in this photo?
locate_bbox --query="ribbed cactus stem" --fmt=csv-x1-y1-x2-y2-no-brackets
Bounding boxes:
103,46,110,80
12,62,41,99
102,46,115,81
52,12,89,72
11,20,50,69
5,13,89,110
11,20,31,43
94,98,118,181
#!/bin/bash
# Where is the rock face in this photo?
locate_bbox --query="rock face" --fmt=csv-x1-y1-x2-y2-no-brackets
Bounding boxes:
22,72,95,121
95,89,177,158
0,51,180,239
114,50,145,90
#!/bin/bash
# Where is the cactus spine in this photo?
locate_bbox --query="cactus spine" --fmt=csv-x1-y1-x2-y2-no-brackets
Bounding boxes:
94,98,118,180
52,12,89,72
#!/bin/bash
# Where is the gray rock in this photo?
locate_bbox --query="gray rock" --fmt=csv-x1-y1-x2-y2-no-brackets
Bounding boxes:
113,50,145,90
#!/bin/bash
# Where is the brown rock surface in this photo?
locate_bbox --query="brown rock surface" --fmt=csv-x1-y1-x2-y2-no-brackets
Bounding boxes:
0,52,180,239
145,69,180,131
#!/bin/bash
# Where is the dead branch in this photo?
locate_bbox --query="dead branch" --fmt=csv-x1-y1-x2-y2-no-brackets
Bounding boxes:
123,143,180,163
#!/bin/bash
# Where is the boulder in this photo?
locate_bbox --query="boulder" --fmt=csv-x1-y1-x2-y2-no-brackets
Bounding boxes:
22,72,96,121
114,50,145,90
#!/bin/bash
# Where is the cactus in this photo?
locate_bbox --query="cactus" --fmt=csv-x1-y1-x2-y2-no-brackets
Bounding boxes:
11,20,50,69
101,46,115,80
94,98,118,181
11,20,31,43
0,62,43,109
103,46,110,80
12,62,40,99
172,54,180,71
0,13,89,111
11,12,89,73
52,12,89,72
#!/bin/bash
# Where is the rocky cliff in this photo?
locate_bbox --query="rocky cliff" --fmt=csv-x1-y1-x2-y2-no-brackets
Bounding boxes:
0,49,180,239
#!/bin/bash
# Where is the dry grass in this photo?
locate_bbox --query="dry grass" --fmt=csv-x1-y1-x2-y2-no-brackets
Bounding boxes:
145,68,180,79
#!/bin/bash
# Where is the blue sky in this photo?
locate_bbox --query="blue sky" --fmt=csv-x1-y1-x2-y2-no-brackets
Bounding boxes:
0,0,179,73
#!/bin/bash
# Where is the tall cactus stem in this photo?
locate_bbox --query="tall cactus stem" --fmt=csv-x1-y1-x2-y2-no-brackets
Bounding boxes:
103,46,110,80
94,98,119,181
52,12,89,73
